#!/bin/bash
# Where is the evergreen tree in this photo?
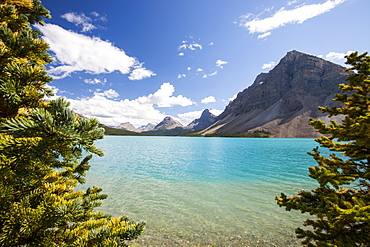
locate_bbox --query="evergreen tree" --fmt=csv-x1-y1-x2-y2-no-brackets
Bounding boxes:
0,0,53,118
276,52,370,247
0,1,145,246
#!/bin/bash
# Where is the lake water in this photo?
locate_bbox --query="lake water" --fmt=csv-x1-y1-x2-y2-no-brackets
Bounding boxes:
80,136,322,246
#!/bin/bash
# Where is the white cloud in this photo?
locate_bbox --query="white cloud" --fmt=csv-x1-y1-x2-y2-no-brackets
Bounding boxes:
216,59,228,68
190,43,202,50
287,0,299,6
61,12,106,32
209,109,223,116
187,67,192,71
258,32,271,39
128,66,156,81
136,82,194,108
208,71,218,77
323,50,354,65
178,52,184,56
35,23,155,80
202,71,218,79
228,94,238,102
178,44,187,50
91,12,100,18
326,52,345,60
178,43,203,51
95,89,119,99
84,78,106,84
178,74,186,79
201,96,216,104
196,68,203,72
325,51,353,60
68,94,164,127
240,0,347,34
209,42,214,46
65,82,194,127
262,61,276,70
90,11,107,22
61,12,96,32
177,110,204,125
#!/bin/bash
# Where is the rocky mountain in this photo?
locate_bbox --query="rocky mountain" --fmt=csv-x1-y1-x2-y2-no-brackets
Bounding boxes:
187,109,217,131
116,122,138,132
154,116,183,130
138,123,156,132
111,117,188,136
142,116,193,136
201,50,349,138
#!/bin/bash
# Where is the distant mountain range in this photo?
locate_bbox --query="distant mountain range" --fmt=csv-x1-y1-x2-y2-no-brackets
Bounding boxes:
116,122,138,132
112,109,218,136
107,50,349,137
115,122,156,132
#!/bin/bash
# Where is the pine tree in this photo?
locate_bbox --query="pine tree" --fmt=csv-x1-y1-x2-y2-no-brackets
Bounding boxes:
276,52,370,247
0,1,145,246
0,0,53,118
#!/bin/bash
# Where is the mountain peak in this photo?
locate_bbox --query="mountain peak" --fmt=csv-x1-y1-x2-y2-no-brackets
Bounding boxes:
138,123,156,132
116,122,138,132
163,116,173,121
287,50,302,55
155,116,183,130
279,50,321,64
209,51,349,137
200,109,214,118
188,109,217,131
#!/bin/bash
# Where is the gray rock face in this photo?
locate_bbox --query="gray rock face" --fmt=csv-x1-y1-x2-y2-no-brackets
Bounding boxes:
187,109,217,131
205,50,349,137
116,122,138,132
154,116,183,130
138,123,156,132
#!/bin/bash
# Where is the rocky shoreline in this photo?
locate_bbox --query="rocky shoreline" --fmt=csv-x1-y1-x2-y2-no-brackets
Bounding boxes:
129,228,302,247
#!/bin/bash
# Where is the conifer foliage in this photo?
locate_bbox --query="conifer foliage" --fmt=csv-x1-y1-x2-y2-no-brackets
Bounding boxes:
0,0,53,118
0,1,145,246
276,52,370,247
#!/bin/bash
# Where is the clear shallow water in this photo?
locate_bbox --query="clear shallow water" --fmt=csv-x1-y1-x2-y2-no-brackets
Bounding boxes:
80,136,322,246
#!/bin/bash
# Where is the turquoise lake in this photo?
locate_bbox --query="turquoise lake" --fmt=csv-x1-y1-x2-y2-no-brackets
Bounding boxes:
80,136,324,246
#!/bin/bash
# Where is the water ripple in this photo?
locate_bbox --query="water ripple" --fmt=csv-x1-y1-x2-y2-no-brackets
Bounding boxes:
79,136,322,246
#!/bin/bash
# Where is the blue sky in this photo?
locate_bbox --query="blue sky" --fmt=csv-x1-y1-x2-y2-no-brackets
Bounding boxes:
38,0,368,127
